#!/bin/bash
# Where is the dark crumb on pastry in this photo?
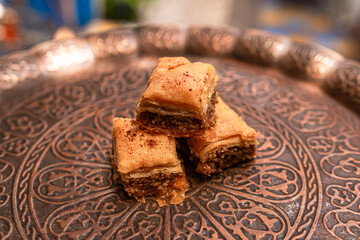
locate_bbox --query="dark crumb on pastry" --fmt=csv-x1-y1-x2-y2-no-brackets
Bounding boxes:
144,139,157,148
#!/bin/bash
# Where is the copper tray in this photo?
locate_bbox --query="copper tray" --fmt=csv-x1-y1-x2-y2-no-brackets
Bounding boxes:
0,25,360,239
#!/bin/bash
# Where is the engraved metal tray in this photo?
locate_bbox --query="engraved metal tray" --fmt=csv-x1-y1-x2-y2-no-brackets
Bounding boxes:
0,25,359,239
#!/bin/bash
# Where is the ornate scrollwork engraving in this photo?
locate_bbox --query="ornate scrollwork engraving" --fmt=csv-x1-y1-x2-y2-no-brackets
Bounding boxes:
0,27,357,239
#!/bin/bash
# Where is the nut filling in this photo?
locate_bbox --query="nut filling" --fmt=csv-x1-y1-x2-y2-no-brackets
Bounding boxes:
137,92,217,136
191,145,257,176
121,172,186,198
111,136,188,206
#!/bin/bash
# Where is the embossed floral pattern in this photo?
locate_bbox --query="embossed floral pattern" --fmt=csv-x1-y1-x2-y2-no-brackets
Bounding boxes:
308,128,359,155
217,63,279,102
321,153,360,180
99,66,149,96
280,42,342,80
254,126,284,158
206,192,288,239
0,159,14,183
289,107,335,132
46,193,129,239
54,127,111,163
222,162,301,199
139,25,186,54
326,60,360,105
1,111,46,137
0,216,12,239
86,28,138,59
235,30,290,65
187,26,239,56
1,49,358,239
0,131,28,157
35,164,112,202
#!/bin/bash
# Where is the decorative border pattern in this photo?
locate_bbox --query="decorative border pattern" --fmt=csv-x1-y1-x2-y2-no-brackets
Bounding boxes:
0,24,359,239
0,24,357,109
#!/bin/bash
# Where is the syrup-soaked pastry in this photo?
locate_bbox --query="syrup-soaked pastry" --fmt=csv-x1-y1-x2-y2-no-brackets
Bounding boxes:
112,117,189,206
135,57,218,137
187,97,258,176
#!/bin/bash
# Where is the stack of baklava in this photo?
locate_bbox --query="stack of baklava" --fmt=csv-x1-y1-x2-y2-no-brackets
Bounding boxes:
112,57,258,206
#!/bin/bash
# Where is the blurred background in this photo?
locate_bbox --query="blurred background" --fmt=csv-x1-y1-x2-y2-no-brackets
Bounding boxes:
1,0,360,60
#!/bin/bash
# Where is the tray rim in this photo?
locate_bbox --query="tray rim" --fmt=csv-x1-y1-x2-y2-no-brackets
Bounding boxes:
0,26,358,240
0,23,359,113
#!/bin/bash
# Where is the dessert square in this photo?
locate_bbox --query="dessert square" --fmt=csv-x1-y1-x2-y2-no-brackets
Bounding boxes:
135,57,218,137
187,97,258,176
112,117,189,205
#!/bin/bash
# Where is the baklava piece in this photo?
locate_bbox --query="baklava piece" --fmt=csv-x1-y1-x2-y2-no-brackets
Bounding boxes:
112,117,189,206
135,57,219,137
187,97,258,176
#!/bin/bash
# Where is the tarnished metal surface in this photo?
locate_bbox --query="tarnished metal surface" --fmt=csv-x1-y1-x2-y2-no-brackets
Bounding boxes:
234,29,290,65
0,25,359,239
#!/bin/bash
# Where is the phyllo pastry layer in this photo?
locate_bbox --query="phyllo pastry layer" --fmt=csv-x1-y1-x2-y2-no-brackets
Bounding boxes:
136,57,218,137
187,97,258,176
112,117,188,205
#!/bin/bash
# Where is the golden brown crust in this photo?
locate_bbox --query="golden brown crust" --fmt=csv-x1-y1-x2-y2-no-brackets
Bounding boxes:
188,97,257,158
135,91,217,137
187,97,258,175
137,57,218,120
112,117,180,174
112,117,189,205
